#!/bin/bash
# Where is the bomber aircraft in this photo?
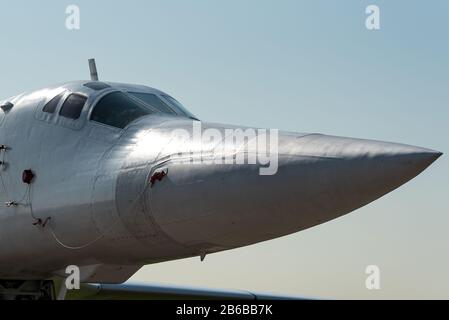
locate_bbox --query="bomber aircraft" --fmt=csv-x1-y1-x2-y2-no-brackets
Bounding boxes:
0,60,442,299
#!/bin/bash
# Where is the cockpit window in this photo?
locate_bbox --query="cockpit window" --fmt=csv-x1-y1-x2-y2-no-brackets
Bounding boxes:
43,92,64,114
90,91,153,129
59,94,87,120
161,95,197,120
129,92,176,115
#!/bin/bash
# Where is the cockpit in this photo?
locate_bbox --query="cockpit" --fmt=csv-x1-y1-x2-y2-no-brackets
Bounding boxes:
90,91,199,129
39,81,198,130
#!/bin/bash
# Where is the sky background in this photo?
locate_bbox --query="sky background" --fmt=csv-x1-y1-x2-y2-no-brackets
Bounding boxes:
1,0,448,299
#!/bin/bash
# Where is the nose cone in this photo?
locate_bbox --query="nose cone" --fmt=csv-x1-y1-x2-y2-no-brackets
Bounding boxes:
148,130,442,253
283,135,442,222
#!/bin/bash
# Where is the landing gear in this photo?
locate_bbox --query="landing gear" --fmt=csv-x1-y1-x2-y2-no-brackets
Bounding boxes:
0,280,55,300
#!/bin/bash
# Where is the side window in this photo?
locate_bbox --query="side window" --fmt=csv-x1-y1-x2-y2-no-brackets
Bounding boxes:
161,94,197,119
129,92,176,115
90,92,153,129
59,94,87,120
43,93,64,114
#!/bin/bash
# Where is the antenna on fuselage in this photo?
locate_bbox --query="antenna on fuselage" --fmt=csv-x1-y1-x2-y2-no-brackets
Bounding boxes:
88,58,99,81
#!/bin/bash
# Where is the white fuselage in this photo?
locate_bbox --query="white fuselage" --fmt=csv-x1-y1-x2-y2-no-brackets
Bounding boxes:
0,81,441,283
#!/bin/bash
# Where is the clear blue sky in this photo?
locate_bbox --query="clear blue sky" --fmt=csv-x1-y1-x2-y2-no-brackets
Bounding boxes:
1,1,448,298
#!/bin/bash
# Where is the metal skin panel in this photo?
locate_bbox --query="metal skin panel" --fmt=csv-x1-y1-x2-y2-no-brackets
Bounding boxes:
0,81,442,284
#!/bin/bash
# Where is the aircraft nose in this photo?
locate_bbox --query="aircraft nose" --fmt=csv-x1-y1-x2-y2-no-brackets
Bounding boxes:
284,135,442,222
147,130,442,253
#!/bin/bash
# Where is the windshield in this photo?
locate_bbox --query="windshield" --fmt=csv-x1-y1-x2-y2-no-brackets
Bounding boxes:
128,92,197,120
91,91,153,129
128,92,176,115
161,94,197,120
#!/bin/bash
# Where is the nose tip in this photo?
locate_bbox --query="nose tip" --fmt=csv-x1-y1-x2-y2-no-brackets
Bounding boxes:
287,134,442,177
411,149,443,165
432,151,443,160
346,140,442,176
390,147,442,174
339,138,442,182
292,135,442,219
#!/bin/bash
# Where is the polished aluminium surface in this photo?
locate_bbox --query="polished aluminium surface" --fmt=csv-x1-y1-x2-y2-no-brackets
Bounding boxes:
0,81,441,284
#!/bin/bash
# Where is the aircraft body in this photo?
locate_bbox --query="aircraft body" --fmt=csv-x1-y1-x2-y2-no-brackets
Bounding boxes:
0,70,441,299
